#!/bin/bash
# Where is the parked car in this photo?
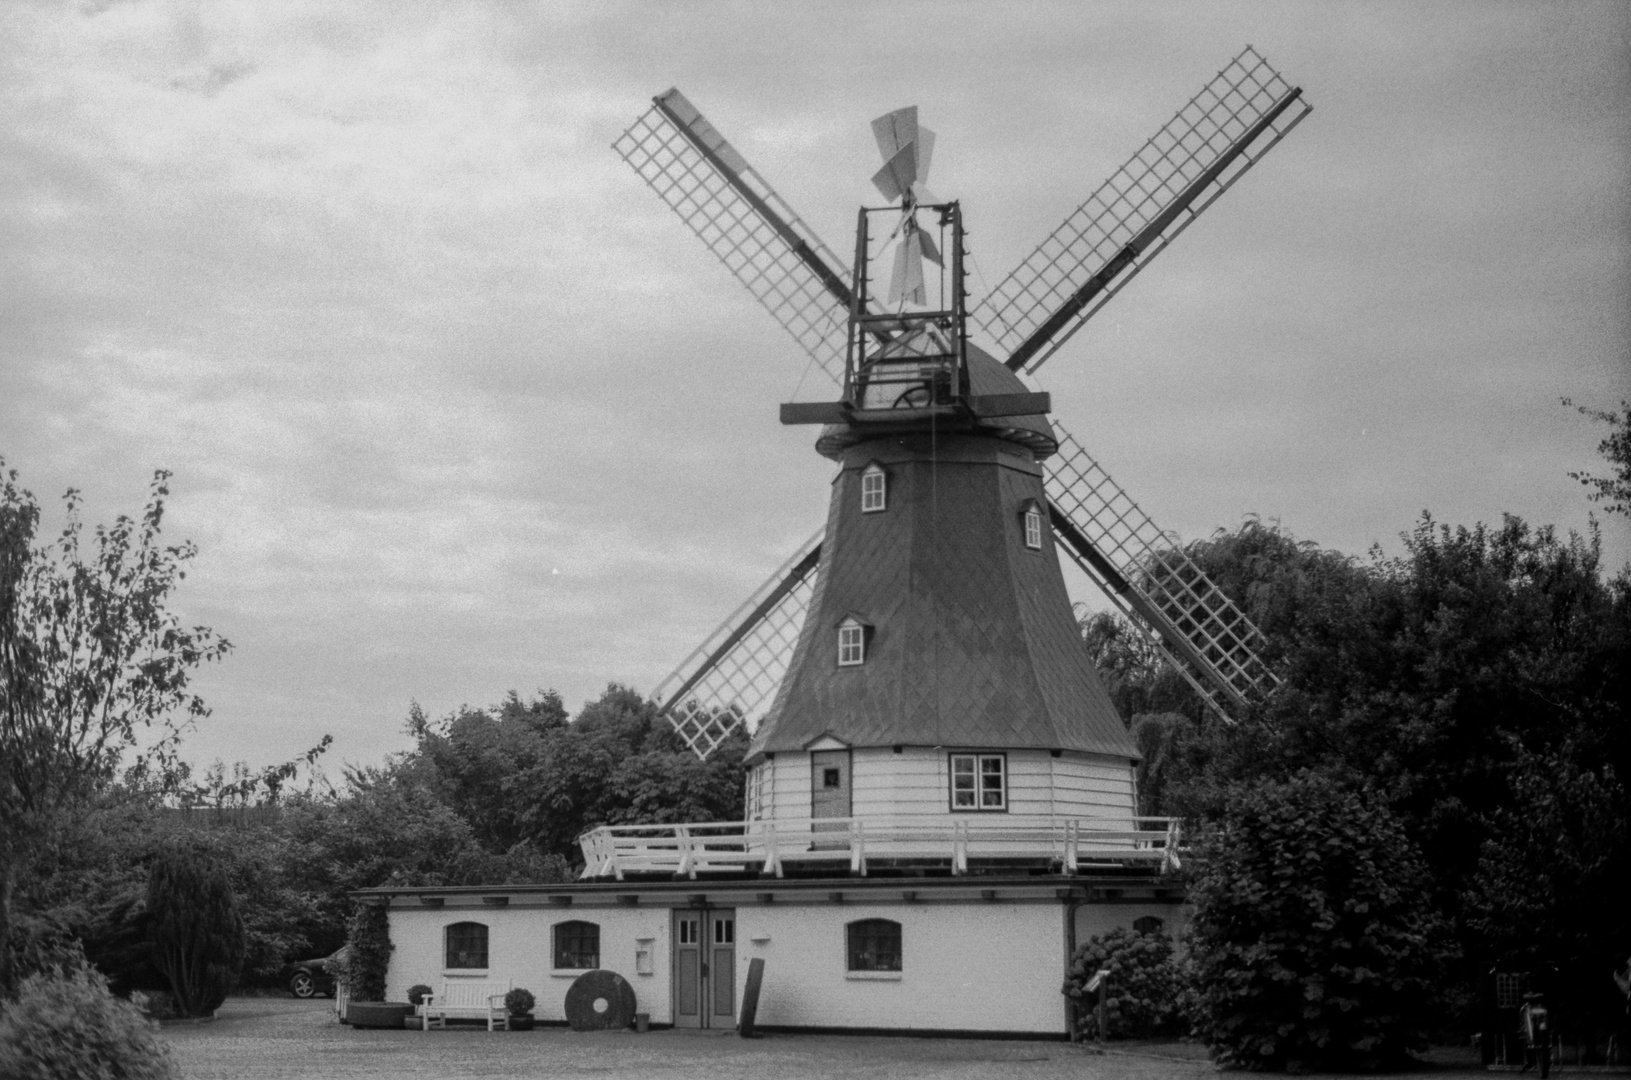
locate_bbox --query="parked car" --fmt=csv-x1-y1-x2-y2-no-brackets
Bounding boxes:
285,949,343,998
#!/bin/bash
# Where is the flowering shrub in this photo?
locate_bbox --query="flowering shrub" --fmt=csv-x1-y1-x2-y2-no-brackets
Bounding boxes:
0,965,176,1080
1062,925,1181,1039
1183,773,1445,1070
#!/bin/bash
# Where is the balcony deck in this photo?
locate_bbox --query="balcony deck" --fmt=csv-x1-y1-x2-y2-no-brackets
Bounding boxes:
576,816,1181,880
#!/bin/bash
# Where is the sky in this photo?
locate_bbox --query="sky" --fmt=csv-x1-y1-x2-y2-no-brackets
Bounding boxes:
2,0,1626,777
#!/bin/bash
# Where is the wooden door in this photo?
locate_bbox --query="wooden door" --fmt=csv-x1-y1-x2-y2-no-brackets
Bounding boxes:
672,910,703,1028
810,750,851,820
673,908,735,1029
707,910,736,1028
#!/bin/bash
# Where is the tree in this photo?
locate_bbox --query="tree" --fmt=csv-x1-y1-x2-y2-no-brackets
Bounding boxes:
1564,398,1630,516
146,844,246,1017
509,684,748,863
1185,772,1447,1070
0,459,229,991
1462,743,1631,1034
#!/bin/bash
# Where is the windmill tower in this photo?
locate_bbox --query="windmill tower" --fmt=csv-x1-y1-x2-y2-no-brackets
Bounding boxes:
620,48,1311,785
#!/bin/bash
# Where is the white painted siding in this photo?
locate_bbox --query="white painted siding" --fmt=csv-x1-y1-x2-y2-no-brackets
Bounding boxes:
760,753,812,820
384,902,670,1024
761,748,1135,822
737,900,1066,1034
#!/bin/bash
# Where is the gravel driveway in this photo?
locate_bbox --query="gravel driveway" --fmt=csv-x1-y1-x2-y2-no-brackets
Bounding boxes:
163,998,1210,1080
164,998,1491,1080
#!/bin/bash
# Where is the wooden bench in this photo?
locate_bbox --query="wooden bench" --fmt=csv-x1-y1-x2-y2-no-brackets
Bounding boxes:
420,978,511,1031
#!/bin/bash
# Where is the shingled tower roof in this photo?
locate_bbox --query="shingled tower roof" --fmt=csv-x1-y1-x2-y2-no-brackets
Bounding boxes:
749,348,1136,763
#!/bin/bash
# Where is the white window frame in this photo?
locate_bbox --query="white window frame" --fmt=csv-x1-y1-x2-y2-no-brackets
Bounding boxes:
837,620,865,666
949,752,1007,811
860,464,886,513
1023,505,1042,550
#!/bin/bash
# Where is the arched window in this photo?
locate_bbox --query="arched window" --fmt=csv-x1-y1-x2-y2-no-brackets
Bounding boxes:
1022,503,1043,550
1133,915,1165,936
553,920,599,970
838,617,866,666
847,918,902,972
860,463,887,512
445,922,488,969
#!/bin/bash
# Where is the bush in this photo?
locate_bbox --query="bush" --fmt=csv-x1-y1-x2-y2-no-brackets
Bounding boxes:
406,983,433,1006
341,904,392,1002
1184,772,1447,1071
1063,925,1181,1039
146,845,246,1017
504,987,535,1016
0,965,176,1080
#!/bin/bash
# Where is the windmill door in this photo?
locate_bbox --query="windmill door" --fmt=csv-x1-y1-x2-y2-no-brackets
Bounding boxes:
810,749,852,823
672,909,735,1029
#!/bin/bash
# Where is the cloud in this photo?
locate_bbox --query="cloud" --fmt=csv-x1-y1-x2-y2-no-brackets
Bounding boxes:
1,0,1625,772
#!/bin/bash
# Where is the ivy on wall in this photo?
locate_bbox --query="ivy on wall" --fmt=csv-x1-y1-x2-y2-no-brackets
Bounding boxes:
341,903,393,1002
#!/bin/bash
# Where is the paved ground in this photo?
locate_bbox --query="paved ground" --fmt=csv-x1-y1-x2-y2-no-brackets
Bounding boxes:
162,998,1491,1080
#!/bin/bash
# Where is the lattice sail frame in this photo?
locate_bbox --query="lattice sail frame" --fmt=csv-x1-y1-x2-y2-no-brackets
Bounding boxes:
1046,425,1279,716
975,45,1312,374
615,89,853,385
650,531,824,758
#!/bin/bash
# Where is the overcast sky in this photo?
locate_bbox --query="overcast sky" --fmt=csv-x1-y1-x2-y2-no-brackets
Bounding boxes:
2,1,1626,777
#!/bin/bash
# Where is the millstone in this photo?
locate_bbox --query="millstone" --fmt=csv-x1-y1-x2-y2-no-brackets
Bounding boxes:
564,970,637,1031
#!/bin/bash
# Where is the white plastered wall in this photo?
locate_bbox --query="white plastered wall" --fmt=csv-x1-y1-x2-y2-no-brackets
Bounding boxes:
384,902,671,1024
735,900,1066,1034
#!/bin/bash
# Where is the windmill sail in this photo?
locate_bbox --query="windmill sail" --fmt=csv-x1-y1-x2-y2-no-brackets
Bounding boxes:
615,89,854,383
977,46,1311,374
1045,424,1278,718
651,531,824,758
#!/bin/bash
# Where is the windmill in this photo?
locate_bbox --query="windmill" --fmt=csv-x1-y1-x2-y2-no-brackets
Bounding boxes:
616,47,1312,760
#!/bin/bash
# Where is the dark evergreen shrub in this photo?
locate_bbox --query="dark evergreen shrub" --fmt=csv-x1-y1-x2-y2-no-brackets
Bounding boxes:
407,983,433,1005
0,965,176,1080
146,845,247,1017
343,903,392,1002
1063,925,1181,1038
1184,772,1446,1070
504,987,535,1016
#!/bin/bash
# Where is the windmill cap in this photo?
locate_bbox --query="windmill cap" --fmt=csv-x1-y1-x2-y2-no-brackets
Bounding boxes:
814,342,1057,461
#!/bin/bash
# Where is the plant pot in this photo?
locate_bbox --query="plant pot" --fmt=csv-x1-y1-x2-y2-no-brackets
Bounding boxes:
509,1013,536,1031
634,1012,650,1033
346,1002,413,1029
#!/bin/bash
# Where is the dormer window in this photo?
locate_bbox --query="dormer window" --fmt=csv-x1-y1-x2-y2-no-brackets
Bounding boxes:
1022,502,1043,550
861,464,886,513
838,617,867,666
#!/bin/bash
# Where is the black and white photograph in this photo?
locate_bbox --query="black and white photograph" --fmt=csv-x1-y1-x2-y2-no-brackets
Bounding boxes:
1,3,1626,1077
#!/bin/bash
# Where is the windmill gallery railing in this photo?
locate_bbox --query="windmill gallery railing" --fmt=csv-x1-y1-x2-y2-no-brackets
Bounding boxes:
577,816,1182,881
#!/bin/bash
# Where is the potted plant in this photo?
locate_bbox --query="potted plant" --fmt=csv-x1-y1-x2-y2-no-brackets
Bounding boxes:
405,984,433,1030
504,987,537,1031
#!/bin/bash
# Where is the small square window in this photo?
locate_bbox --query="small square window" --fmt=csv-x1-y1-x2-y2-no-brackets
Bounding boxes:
1023,505,1042,550
861,465,886,513
445,922,488,968
847,919,902,972
553,920,599,970
949,753,1006,811
838,621,866,666
823,767,842,788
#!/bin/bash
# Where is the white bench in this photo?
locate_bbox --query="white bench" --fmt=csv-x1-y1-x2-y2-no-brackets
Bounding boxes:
420,978,512,1031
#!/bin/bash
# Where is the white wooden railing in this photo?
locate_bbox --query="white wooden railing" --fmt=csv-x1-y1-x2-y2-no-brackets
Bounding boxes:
577,816,1181,880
